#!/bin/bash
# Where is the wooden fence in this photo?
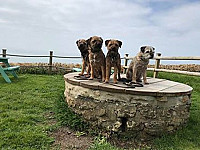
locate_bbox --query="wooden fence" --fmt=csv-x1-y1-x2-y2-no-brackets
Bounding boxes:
123,53,200,77
1,48,200,77
0,48,81,74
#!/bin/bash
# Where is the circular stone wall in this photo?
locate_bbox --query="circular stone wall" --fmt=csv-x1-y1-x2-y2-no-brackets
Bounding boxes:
64,73,192,140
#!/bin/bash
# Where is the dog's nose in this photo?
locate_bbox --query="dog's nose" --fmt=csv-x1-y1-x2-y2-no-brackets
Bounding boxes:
111,47,117,51
111,47,115,50
96,43,101,47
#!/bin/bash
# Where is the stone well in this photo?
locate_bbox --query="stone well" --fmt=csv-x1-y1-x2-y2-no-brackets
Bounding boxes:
64,73,193,139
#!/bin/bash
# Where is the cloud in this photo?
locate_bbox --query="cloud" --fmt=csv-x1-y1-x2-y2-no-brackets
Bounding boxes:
152,2,200,34
0,7,20,13
0,0,199,63
0,18,8,23
147,1,200,57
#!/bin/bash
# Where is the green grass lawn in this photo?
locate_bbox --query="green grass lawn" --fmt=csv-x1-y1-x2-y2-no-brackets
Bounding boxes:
0,72,200,150
0,74,64,149
150,72,200,150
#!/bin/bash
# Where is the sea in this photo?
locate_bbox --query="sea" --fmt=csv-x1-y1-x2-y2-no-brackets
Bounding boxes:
8,56,200,65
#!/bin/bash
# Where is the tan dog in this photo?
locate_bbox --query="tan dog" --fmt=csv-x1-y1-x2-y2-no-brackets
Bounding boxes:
87,36,106,81
126,46,155,84
76,39,90,76
105,39,122,84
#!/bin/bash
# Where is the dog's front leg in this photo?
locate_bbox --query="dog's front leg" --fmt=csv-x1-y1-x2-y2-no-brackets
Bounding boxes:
131,65,137,83
89,64,94,80
105,64,111,83
86,64,91,75
117,64,121,81
126,68,131,80
143,70,149,84
113,66,118,84
79,60,85,76
101,66,106,82
85,64,91,78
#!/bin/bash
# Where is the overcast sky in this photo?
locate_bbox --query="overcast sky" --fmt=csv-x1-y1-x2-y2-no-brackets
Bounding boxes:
0,0,200,63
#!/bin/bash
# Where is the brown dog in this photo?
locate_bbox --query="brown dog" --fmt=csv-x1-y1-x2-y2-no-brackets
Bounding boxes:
87,36,106,81
76,39,90,76
126,46,155,84
105,39,122,83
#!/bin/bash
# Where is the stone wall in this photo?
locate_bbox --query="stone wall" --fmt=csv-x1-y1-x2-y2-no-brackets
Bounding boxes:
148,64,200,72
65,82,191,140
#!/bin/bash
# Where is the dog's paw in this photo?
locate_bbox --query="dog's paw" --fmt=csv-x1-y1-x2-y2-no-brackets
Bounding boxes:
131,81,137,84
104,80,109,83
85,74,90,78
113,80,118,84
136,79,142,82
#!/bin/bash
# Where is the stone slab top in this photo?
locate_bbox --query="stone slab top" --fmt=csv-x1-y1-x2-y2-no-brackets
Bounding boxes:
64,72,193,97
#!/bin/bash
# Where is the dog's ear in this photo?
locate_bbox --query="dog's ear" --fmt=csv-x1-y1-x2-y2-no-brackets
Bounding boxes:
100,37,103,44
117,40,122,48
105,40,110,47
86,37,92,46
76,40,79,45
140,46,146,53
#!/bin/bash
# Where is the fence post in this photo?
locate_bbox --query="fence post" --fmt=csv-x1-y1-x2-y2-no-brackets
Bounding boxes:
49,50,53,74
123,53,129,74
153,53,161,78
2,48,7,57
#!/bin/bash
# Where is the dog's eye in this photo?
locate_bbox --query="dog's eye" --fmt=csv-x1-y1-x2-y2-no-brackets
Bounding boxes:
146,51,149,53
115,44,118,47
92,40,96,43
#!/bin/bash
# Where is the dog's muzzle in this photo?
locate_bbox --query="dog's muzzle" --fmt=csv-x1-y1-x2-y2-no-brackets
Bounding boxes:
149,54,154,59
112,47,117,51
93,42,102,49
108,46,118,53
96,45,101,49
91,48,101,53
80,43,86,48
79,44,86,50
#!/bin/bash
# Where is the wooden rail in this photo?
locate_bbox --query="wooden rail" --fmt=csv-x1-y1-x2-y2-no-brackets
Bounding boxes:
1,48,200,76
0,48,82,74
153,56,200,60
124,52,200,77
126,56,200,60
147,68,200,76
